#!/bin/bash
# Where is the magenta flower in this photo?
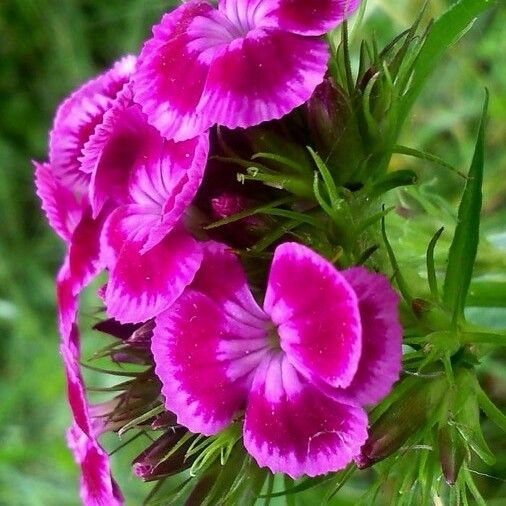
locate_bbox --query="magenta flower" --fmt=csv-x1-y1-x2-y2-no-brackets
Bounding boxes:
152,241,402,477
81,85,210,323
133,0,360,141
35,56,137,306
52,208,123,504
62,325,123,506
49,56,136,192
35,162,106,311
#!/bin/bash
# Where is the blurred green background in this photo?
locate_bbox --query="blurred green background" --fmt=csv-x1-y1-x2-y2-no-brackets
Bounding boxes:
0,1,504,505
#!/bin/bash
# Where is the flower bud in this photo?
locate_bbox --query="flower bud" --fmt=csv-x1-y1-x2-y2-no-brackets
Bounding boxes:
438,424,466,485
306,77,349,155
94,319,154,364
132,429,194,481
210,192,273,247
306,77,364,184
150,411,177,431
94,319,142,340
356,375,446,468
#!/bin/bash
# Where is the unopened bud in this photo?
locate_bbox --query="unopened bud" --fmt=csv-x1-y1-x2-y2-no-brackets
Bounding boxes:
306,77,349,155
209,192,273,247
357,375,446,468
438,424,466,485
132,429,193,481
306,77,364,184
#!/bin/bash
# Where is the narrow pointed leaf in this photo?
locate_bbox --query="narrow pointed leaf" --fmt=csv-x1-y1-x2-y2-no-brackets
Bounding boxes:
443,92,488,321
476,385,506,433
397,0,494,130
369,169,417,200
426,227,444,301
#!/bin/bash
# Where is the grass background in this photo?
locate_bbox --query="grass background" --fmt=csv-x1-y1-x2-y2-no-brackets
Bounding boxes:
0,0,504,504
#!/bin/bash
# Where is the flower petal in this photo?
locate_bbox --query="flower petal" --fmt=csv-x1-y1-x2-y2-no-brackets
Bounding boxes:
57,265,122,506
140,132,209,252
244,353,368,478
152,290,268,435
133,2,215,141
84,84,209,246
68,207,107,292
50,56,135,192
191,241,267,322
34,161,82,241
217,0,275,30
262,0,360,36
104,228,202,323
67,424,123,506
198,29,328,129
264,242,362,389
55,210,106,344
84,92,159,217
342,267,402,405
135,2,330,138
100,205,158,268
217,1,359,36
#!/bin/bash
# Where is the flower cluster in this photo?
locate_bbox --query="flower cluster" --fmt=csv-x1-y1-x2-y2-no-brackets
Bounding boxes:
35,1,405,504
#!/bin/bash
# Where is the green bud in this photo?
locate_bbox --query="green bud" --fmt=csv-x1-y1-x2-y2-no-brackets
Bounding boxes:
438,423,467,485
357,375,446,468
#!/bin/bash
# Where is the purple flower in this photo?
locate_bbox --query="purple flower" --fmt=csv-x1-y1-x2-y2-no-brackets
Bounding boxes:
133,0,360,141
80,85,209,323
152,241,402,478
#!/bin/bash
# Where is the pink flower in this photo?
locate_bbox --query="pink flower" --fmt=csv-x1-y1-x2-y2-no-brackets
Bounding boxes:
35,56,138,311
49,56,136,192
133,0,360,141
152,241,402,478
50,198,124,505
35,58,136,505
81,85,210,323
62,325,123,506
36,122,108,358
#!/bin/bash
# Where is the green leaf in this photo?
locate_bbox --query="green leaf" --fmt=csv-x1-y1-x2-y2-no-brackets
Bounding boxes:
426,227,444,301
397,0,494,130
204,197,292,230
454,422,495,466
463,467,488,506
307,146,341,210
443,91,488,322
467,278,506,307
381,212,412,304
476,385,506,433
461,331,506,347
117,403,165,437
325,465,356,501
250,220,300,253
252,152,307,174
259,475,331,499
392,145,465,178
368,169,417,200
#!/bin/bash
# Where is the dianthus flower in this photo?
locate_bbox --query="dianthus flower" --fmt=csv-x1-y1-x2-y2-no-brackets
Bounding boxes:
62,326,123,506
81,85,209,323
49,56,136,192
152,241,402,477
34,57,135,505
35,56,136,305
133,0,359,141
